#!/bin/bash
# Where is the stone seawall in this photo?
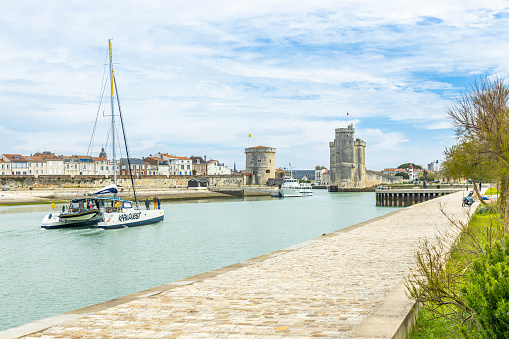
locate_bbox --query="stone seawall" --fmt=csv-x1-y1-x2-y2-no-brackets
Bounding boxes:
0,174,246,189
2,191,475,338
366,170,404,187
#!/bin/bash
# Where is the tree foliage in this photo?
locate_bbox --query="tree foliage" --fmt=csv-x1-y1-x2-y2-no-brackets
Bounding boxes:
407,75,509,338
444,75,509,182
398,163,422,169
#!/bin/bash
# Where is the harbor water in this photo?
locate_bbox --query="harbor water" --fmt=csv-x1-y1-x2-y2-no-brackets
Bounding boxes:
0,190,401,331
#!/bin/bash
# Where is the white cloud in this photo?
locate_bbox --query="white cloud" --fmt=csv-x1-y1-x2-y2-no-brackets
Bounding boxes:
0,1,507,169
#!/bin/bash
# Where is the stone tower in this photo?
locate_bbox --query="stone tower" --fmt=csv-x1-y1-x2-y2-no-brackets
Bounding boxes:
329,124,366,188
245,146,276,185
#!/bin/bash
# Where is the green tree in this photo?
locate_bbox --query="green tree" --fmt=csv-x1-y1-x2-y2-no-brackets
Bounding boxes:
314,165,327,170
398,163,423,170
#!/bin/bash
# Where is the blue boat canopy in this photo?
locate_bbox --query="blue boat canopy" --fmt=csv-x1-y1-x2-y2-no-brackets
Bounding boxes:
88,184,118,196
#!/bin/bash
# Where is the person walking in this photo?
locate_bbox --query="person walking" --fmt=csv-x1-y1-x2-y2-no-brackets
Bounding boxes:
478,181,482,192
145,198,150,210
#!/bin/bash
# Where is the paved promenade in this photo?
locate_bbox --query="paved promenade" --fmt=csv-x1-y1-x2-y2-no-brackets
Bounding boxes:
7,190,473,338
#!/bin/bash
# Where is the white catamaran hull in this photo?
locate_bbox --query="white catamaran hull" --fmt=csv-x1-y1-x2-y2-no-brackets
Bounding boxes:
98,209,164,229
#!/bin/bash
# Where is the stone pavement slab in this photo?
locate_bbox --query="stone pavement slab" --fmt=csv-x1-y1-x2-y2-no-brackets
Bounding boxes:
3,191,473,338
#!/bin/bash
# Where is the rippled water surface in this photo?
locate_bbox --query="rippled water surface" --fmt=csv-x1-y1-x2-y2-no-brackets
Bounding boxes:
0,190,401,331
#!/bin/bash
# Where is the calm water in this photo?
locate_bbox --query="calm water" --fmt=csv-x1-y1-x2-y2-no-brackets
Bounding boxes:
0,190,401,331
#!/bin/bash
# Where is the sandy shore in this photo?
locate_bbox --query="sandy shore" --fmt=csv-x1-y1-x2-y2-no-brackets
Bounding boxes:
0,187,233,205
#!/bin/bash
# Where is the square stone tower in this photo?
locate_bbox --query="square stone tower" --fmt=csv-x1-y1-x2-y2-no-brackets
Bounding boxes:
245,146,276,185
329,124,366,188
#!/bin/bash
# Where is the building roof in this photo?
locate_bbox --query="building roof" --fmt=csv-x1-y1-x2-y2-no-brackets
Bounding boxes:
143,157,169,165
120,158,147,165
25,155,45,162
293,170,315,180
158,152,189,160
2,154,27,162
190,156,206,163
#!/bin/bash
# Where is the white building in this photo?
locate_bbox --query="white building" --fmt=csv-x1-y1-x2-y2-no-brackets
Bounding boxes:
314,168,327,185
155,153,193,176
0,158,11,175
428,160,440,172
207,159,231,175
144,156,170,176
1,154,29,175
93,157,112,176
26,155,47,176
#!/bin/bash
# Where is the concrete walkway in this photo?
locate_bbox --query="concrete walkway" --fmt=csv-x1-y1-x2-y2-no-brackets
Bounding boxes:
4,190,474,338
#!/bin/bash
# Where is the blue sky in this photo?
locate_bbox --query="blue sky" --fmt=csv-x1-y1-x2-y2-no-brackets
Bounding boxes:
1,1,508,171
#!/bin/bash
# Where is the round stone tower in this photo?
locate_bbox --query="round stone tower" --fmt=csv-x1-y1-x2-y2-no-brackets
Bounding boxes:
245,146,276,185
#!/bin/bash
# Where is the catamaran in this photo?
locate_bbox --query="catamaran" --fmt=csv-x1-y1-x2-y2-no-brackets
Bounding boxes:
41,40,164,229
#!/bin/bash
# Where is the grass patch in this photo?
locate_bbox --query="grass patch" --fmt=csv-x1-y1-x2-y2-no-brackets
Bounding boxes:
484,187,498,195
408,307,461,339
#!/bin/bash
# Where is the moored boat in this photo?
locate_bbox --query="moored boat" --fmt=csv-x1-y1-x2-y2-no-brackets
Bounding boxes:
41,197,103,229
279,177,313,197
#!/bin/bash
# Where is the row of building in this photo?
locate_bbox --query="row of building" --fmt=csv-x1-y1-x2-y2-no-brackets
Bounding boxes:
0,150,233,177
381,161,440,181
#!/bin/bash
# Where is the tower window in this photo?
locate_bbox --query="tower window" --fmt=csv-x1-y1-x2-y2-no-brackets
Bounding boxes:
266,170,270,173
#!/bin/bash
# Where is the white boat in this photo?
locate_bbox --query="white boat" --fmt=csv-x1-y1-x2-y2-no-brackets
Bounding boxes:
279,177,313,197
41,197,103,229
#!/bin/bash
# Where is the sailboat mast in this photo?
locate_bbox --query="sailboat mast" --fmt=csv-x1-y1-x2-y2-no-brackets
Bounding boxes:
109,39,116,185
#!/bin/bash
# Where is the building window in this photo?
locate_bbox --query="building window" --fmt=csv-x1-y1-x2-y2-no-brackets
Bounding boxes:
266,170,270,173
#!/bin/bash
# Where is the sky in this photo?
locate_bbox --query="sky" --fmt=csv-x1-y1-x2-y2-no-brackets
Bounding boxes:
1,1,508,171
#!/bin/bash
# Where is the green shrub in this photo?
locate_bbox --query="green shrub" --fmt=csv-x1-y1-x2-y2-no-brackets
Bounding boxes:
460,236,509,338
476,204,495,215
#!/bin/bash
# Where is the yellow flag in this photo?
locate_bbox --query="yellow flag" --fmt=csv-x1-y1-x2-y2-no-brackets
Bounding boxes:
248,134,251,138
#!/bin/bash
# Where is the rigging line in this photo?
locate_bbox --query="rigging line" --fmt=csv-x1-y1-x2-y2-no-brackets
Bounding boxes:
113,72,139,207
87,48,110,158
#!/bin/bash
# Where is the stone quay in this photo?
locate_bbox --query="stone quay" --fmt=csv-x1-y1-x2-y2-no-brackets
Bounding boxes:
3,190,474,338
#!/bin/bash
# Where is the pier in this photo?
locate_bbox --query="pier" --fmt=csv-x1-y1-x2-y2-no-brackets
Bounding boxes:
3,191,474,338
375,187,463,206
